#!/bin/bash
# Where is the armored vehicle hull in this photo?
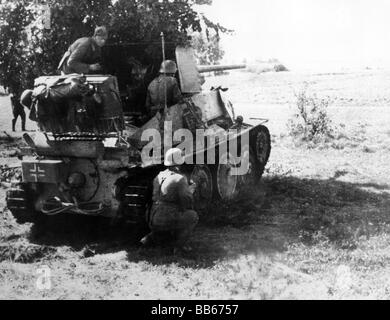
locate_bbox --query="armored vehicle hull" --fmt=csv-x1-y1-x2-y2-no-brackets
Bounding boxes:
6,48,271,226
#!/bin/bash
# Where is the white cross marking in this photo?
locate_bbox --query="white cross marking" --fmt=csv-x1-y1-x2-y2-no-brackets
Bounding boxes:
29,164,46,182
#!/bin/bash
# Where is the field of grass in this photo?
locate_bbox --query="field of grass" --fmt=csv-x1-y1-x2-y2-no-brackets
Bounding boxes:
1,70,390,299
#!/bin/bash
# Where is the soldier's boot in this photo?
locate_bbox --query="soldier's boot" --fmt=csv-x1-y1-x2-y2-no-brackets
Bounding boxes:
175,229,191,244
140,232,156,247
172,228,195,255
21,122,26,132
172,211,199,254
12,119,16,132
140,231,174,248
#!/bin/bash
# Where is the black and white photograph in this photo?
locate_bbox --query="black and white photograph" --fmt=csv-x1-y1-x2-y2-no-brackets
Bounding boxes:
0,0,389,302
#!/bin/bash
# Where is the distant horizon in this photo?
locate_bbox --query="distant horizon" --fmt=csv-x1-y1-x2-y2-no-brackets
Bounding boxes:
198,0,390,72
239,57,390,73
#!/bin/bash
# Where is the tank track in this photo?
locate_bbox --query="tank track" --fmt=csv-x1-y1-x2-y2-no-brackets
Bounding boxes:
6,184,36,224
120,184,152,224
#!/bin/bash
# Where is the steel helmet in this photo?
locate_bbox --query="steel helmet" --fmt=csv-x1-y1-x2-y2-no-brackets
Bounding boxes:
94,26,108,39
160,60,177,74
164,148,185,167
20,89,33,109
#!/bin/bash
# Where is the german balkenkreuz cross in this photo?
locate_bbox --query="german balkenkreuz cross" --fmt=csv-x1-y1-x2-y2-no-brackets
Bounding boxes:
29,163,46,182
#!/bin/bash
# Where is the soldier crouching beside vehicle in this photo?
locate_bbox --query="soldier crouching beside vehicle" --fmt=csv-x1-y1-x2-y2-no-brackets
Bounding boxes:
58,26,108,75
141,148,199,254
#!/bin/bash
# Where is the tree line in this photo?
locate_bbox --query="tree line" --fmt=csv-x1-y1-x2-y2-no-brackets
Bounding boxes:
0,0,226,96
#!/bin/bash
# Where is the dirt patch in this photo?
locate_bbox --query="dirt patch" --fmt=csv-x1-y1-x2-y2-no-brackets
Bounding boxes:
0,133,23,149
0,242,57,264
0,165,22,188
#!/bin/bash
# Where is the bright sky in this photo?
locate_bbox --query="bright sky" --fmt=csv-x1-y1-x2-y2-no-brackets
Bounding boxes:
199,0,390,70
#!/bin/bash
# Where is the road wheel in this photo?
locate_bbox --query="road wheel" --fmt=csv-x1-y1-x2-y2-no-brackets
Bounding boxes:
239,147,261,188
190,165,213,211
215,151,239,201
254,125,271,176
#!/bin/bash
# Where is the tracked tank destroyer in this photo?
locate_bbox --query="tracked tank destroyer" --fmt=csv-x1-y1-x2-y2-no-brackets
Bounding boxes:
6,46,271,226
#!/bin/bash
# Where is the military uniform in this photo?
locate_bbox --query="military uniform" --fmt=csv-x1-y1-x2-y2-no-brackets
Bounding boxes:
59,37,102,74
10,95,26,131
145,75,182,118
148,169,198,247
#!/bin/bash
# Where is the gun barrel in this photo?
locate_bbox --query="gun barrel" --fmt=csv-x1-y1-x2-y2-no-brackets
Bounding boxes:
197,64,246,73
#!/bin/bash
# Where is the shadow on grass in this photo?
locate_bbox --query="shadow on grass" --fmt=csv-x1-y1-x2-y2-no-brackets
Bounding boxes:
28,215,147,251
20,175,390,268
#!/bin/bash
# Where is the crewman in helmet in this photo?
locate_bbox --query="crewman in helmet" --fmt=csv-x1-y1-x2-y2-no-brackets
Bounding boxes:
58,26,108,75
145,60,182,119
141,148,198,253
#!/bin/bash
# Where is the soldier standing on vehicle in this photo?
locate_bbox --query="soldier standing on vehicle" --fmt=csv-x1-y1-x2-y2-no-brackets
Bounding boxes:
10,93,26,132
140,148,198,254
58,26,108,75
145,60,182,119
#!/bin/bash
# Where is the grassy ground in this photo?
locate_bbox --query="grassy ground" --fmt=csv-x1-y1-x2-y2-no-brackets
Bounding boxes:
1,70,390,299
